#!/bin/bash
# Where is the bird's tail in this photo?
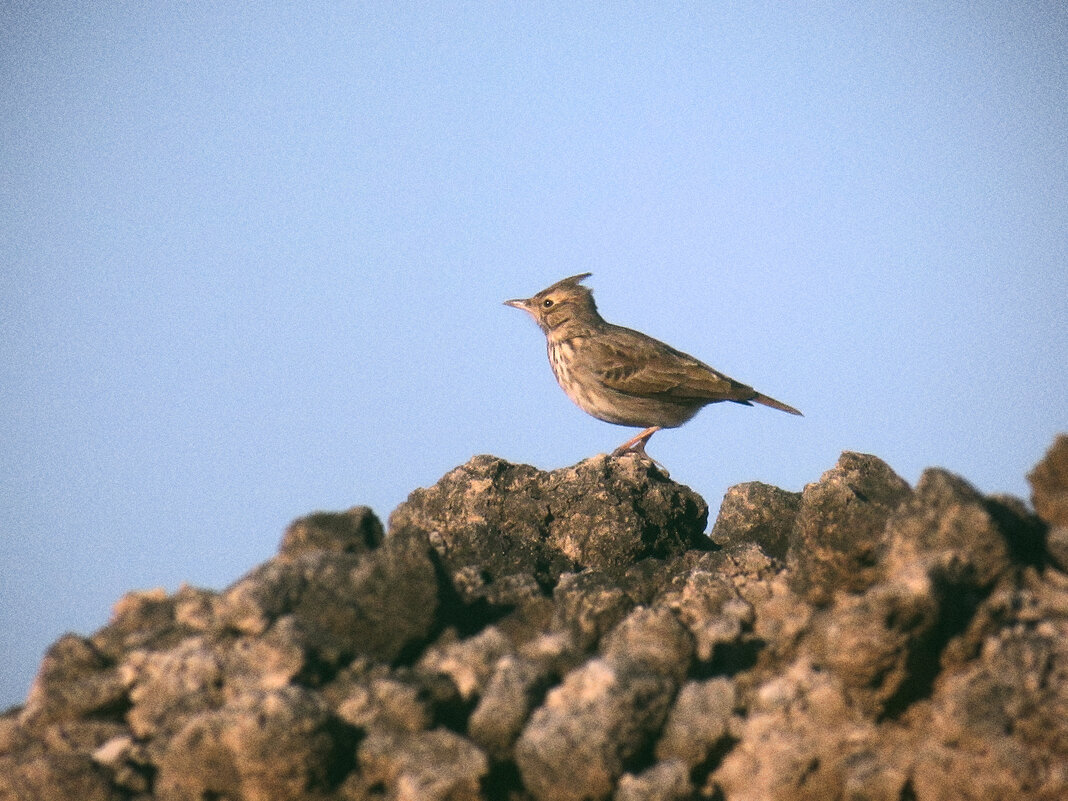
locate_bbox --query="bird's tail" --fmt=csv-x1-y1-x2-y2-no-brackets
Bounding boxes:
751,392,803,416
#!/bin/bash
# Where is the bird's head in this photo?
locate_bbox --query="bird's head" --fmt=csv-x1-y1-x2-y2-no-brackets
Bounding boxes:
504,273,601,335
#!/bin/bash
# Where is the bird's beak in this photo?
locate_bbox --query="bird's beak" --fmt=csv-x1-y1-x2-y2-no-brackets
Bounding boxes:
503,298,530,310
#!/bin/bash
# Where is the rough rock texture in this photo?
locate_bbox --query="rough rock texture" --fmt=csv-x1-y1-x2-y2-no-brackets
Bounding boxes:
1031,434,1068,572
2,442,1067,801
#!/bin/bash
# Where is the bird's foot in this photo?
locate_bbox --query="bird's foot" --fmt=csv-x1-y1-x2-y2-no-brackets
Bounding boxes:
612,426,660,456
610,427,668,474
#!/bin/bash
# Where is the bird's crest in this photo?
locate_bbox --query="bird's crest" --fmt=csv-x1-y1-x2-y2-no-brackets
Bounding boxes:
541,272,592,294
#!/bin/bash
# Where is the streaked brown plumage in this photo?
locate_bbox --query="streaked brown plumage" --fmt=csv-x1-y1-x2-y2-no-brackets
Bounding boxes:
505,273,802,457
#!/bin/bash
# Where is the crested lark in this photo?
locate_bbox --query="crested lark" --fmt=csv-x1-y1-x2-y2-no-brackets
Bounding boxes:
505,273,801,457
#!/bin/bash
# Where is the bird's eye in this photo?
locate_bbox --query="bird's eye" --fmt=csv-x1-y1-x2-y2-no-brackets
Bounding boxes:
543,298,554,308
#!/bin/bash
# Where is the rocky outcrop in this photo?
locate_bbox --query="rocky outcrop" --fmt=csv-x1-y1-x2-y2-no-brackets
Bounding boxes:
2,437,1066,801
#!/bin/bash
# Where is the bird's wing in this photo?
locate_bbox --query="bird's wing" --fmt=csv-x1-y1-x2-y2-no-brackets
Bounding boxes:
584,327,757,402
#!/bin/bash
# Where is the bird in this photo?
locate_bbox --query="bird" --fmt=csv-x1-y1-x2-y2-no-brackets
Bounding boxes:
504,273,802,458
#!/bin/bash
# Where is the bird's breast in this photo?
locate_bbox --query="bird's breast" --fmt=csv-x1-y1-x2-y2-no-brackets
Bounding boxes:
547,337,580,387
545,334,704,428
547,337,594,403
547,336,621,422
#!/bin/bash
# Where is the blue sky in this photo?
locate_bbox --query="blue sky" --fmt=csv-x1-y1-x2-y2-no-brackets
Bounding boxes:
1,3,1065,708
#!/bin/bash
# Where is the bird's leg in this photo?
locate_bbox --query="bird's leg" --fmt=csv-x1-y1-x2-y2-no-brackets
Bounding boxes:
612,426,661,458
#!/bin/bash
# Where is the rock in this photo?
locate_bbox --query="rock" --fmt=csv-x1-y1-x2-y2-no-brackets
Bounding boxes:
551,570,636,651
884,469,1010,591
654,677,735,767
805,580,938,718
90,587,193,662
711,481,801,560
1047,527,1068,573
352,729,488,801
1030,434,1068,572
1029,434,1068,527
154,686,355,801
614,760,693,801
0,752,121,801
278,506,384,558
514,657,675,801
417,625,512,703
335,675,433,733
515,607,692,801
715,661,889,801
600,606,694,683
389,454,709,603
909,618,1068,800
122,636,225,739
789,452,912,604
19,635,127,730
215,525,439,666
655,560,753,663
2,442,1066,801
468,654,553,760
